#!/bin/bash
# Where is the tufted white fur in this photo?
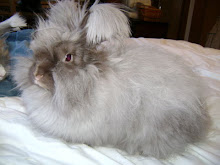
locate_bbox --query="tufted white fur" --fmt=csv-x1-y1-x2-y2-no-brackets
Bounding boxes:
86,2,131,44
30,0,87,51
30,0,130,51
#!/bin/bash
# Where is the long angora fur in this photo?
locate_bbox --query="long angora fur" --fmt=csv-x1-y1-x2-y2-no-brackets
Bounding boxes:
12,0,210,159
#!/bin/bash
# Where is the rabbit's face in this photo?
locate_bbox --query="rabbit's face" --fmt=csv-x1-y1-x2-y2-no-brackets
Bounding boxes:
29,41,106,92
30,56,54,91
30,41,80,92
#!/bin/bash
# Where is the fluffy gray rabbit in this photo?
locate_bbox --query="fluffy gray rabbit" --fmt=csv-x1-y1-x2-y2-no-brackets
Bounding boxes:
12,0,210,159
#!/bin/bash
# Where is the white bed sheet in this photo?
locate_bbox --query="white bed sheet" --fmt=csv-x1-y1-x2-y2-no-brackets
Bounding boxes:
0,38,220,165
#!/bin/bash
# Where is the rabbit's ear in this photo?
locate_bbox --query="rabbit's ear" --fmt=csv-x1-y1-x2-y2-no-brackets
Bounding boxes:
83,2,131,45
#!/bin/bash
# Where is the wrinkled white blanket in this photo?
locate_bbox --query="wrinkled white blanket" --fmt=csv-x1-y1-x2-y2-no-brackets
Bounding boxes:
0,38,220,165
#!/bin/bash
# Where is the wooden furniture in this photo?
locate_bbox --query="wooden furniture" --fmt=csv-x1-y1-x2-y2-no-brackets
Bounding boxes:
130,19,168,38
188,0,220,46
0,0,17,21
0,0,16,15
41,0,57,9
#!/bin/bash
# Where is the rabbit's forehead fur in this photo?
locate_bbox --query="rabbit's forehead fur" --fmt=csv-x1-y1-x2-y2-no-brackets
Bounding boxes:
35,41,77,62
29,0,86,51
29,0,130,51
53,41,77,60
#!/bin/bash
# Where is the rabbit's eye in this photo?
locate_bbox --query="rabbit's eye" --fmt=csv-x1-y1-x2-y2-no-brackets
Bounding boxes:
65,54,73,62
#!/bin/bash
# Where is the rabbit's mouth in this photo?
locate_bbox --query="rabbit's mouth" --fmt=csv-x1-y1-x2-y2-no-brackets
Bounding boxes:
34,74,47,89
33,72,54,91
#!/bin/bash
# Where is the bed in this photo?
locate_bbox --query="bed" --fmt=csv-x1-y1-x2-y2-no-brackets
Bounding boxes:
0,30,219,164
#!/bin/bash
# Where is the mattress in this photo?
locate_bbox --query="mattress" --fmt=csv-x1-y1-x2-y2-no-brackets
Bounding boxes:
0,38,220,165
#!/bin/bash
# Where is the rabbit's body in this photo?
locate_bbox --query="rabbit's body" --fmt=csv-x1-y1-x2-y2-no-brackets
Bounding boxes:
13,0,210,159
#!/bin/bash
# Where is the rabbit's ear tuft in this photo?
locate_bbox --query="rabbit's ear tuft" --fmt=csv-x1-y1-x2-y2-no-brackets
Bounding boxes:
83,3,131,45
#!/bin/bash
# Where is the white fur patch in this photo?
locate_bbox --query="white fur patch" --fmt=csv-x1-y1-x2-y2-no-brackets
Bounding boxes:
87,3,130,44
0,13,26,36
9,13,27,28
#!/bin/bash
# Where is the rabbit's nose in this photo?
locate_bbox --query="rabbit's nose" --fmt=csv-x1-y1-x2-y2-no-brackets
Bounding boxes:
35,74,43,81
32,63,44,82
33,73,44,86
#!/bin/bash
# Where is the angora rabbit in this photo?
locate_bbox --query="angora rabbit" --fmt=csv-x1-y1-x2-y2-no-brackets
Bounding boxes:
13,0,210,159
